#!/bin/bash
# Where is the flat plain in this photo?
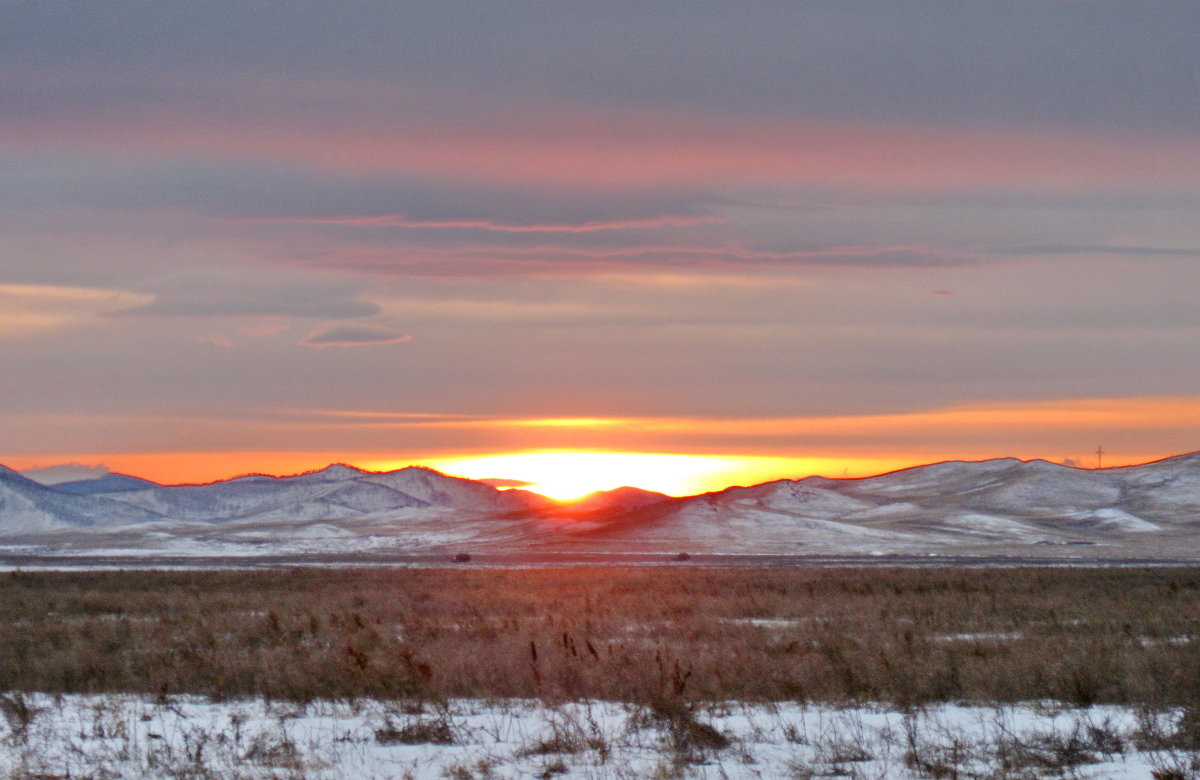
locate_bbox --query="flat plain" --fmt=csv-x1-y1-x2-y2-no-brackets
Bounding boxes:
3,565,1200,778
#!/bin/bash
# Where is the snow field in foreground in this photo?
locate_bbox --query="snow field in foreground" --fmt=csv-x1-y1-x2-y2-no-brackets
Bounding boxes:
1,693,1197,779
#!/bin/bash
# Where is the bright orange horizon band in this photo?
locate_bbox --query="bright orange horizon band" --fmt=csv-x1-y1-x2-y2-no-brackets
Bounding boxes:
7,396,1197,498
3,448,1169,502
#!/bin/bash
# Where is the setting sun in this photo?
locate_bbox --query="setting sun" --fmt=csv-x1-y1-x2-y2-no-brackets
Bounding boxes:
415,451,901,501
428,451,737,500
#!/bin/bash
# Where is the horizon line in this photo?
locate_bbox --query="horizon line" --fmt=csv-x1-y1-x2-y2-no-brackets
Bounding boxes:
9,449,1196,502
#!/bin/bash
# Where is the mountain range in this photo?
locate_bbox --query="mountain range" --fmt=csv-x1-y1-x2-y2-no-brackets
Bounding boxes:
2,454,1200,561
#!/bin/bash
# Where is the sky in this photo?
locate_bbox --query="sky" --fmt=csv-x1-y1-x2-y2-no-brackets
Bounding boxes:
2,2,1199,498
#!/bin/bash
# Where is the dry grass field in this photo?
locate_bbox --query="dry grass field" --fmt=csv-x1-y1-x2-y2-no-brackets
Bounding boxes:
2,565,1199,708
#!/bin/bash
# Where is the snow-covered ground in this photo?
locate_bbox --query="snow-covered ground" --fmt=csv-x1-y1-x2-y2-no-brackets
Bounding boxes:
1,693,1196,779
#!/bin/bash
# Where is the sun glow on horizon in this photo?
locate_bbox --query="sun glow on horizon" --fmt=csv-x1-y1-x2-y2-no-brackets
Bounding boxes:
18,394,1200,492
419,451,897,501
426,451,745,500
7,444,1190,495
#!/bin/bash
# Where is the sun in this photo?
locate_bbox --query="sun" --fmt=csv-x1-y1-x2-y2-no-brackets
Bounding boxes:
426,451,715,500
421,450,830,501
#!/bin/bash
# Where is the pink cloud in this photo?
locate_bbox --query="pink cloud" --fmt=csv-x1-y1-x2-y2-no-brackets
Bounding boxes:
297,242,970,278
299,324,412,348
225,214,721,232
6,98,1197,190
196,333,236,347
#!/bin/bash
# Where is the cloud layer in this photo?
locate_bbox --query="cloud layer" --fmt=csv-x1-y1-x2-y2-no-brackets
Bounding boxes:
1,2,1198,481
300,324,411,348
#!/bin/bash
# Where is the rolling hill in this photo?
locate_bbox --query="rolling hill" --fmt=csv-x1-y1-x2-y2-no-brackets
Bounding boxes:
2,454,1199,560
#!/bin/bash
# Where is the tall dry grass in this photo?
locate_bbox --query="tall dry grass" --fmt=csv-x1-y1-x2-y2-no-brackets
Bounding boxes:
1,566,1198,706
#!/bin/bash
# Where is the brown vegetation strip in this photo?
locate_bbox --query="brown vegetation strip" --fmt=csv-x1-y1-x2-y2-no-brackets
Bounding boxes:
1,566,1198,706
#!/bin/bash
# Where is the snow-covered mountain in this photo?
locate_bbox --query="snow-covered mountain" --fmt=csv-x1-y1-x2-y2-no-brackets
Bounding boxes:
54,473,159,495
0,463,558,557
0,465,163,533
95,464,432,523
355,466,548,513
570,454,1200,554
18,464,541,526
567,486,672,513
3,454,1200,559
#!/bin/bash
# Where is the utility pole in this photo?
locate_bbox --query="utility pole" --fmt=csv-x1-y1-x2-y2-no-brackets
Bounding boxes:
1095,445,1104,470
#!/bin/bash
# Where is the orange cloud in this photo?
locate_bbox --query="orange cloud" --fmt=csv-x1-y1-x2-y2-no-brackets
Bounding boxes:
10,396,1200,490
282,396,1200,439
0,283,152,338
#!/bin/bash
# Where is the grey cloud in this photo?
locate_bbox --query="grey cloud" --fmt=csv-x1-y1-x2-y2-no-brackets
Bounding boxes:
5,257,1200,445
988,245,1200,257
300,324,411,348
0,155,716,229
2,2,1196,134
4,141,1191,288
120,272,380,319
4,2,1200,469
20,463,109,485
